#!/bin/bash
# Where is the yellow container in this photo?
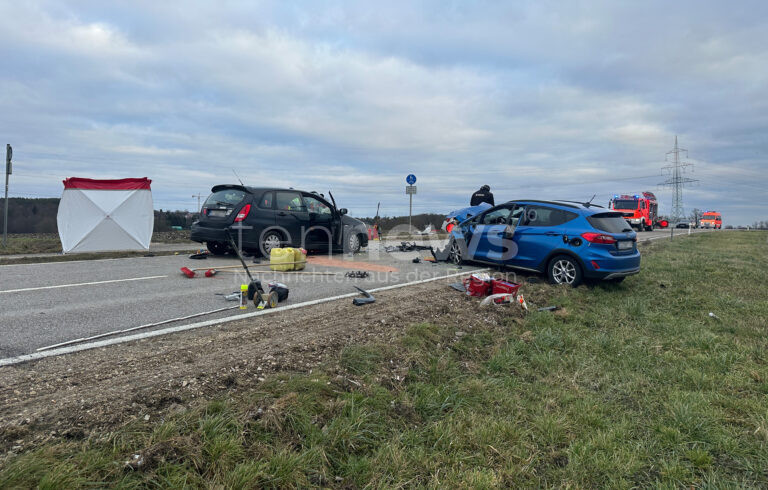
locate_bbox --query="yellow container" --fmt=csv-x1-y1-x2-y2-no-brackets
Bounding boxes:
270,247,295,271
294,248,307,270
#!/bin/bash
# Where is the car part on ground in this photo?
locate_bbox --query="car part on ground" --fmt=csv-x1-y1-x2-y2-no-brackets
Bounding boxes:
206,241,231,255
345,271,370,278
383,241,433,252
352,286,375,306
538,306,559,312
480,293,515,306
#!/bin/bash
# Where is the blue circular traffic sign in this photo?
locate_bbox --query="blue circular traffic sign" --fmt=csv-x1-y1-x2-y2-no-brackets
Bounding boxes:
406,174,417,185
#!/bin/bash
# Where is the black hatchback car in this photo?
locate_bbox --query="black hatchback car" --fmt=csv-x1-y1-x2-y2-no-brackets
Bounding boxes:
191,185,369,255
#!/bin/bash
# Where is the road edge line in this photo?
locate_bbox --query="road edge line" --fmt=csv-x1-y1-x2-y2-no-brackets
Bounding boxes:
0,268,487,367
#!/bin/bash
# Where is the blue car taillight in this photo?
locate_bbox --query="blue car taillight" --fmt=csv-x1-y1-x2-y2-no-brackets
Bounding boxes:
581,232,617,244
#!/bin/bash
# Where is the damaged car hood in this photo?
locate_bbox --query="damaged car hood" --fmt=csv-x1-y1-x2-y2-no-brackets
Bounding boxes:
446,203,492,224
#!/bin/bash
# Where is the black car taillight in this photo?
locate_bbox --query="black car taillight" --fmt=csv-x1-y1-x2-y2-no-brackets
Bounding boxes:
235,204,251,222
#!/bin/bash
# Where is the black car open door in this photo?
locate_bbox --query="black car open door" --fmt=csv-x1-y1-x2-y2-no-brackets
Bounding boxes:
327,191,344,247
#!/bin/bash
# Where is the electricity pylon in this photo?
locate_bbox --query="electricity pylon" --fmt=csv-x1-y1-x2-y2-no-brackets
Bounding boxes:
659,136,697,224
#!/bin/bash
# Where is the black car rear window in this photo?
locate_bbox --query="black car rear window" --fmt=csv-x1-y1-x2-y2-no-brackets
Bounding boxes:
587,213,633,233
204,189,246,207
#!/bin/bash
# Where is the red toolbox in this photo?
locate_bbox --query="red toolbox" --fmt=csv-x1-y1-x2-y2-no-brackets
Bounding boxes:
491,279,520,296
463,274,492,297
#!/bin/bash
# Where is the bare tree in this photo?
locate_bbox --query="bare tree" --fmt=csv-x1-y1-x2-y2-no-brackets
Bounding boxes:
689,208,702,228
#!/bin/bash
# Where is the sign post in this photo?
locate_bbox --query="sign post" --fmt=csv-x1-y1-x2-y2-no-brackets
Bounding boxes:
406,174,417,233
3,144,11,248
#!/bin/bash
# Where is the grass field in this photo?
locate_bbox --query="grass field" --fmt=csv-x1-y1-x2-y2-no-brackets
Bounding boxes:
0,233,63,255
1,231,767,487
0,231,193,256
0,231,196,265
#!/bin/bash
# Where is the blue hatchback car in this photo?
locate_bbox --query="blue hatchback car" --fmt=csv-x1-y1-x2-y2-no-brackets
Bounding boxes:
447,200,640,286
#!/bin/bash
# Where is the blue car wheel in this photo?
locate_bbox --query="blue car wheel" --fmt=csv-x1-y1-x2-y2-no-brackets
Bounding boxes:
547,254,583,287
448,238,463,265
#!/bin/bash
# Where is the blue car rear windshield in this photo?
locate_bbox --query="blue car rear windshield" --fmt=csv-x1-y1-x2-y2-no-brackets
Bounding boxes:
587,213,633,233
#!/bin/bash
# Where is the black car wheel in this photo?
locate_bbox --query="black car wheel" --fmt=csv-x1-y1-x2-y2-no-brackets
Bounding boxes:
547,254,583,287
260,230,283,256
206,241,230,256
346,233,362,254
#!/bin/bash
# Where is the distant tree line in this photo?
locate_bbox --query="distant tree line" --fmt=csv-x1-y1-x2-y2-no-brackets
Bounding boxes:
357,213,445,234
0,198,195,234
0,198,59,233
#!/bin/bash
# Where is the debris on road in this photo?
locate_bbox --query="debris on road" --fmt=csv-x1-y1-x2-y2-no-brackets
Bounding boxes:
430,244,451,262
189,252,208,260
352,286,375,306
344,271,370,279
267,281,290,302
239,284,248,309
384,241,432,253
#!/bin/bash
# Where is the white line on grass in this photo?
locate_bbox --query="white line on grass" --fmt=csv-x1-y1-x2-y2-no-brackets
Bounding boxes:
0,269,488,367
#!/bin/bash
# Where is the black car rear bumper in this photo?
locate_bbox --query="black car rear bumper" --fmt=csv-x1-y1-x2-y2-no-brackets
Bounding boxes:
190,224,259,247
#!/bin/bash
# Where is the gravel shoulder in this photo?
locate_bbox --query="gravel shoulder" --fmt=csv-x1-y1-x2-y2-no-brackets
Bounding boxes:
0,277,528,456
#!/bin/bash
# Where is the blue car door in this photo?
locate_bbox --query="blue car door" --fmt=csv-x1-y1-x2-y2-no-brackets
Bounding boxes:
511,205,578,270
468,205,516,262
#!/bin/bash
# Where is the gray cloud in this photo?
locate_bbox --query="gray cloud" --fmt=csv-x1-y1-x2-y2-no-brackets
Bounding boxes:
1,1,766,224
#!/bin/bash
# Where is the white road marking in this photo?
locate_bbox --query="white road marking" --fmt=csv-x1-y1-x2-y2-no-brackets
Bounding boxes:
0,269,489,367
642,229,713,241
0,275,167,295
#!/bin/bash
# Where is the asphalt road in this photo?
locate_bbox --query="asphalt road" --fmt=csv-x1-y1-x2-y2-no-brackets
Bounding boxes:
0,228,712,359
0,241,481,358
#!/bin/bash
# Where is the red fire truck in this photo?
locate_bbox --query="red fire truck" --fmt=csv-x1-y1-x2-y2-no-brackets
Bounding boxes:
700,211,722,229
608,192,668,231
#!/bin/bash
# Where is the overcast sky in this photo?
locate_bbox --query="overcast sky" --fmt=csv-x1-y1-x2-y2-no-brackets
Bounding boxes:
1,1,767,224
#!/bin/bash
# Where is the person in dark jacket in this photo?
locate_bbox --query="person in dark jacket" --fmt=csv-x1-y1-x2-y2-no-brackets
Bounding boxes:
470,185,495,206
